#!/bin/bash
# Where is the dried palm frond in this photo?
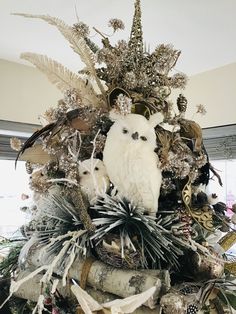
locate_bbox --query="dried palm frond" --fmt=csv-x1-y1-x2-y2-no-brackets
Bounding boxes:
91,195,188,269
18,144,55,165
13,13,106,102
21,52,99,107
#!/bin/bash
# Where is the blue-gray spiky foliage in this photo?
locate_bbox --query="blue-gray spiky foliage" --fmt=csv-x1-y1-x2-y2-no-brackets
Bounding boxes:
91,195,190,269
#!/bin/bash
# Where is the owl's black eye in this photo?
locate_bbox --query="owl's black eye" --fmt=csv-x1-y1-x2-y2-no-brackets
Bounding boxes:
140,136,147,141
122,128,128,134
83,171,88,175
95,167,99,171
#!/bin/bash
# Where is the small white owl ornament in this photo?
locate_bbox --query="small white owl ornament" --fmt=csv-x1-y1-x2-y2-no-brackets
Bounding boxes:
103,113,162,216
78,158,110,204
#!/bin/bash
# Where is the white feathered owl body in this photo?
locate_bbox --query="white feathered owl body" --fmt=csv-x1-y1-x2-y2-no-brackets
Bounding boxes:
78,159,109,204
103,113,162,216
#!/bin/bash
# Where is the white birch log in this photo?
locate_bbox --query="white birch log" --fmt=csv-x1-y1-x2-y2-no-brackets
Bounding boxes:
14,271,160,314
22,245,170,308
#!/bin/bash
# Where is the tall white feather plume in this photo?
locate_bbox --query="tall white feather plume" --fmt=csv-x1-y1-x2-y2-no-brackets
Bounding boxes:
13,13,107,103
21,52,100,107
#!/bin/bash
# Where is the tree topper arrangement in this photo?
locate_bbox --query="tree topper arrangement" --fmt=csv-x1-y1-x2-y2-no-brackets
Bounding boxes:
1,1,236,313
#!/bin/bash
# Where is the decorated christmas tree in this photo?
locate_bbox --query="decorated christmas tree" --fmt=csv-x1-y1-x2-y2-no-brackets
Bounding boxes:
1,1,236,313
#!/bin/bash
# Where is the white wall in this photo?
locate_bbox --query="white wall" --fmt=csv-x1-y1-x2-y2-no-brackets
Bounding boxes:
0,59,235,128
172,63,236,128
0,59,61,124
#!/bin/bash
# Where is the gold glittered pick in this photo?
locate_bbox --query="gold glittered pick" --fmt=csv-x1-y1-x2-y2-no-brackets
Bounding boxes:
218,226,236,276
225,262,236,276
218,231,236,251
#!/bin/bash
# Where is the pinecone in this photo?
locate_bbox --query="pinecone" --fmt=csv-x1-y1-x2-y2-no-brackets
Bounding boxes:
177,93,187,113
187,304,198,314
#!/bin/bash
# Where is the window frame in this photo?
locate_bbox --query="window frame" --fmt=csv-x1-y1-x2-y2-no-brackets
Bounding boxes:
1,119,236,160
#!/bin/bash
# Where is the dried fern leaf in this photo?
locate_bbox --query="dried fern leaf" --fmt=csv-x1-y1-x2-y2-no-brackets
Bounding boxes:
13,13,107,103
21,52,100,107
19,144,55,164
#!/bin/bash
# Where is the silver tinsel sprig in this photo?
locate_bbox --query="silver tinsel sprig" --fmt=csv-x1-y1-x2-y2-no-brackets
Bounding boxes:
115,39,128,51
170,73,188,89
72,22,90,37
153,44,180,73
58,154,78,180
94,134,106,153
63,88,81,109
108,18,125,32
97,48,115,64
123,71,137,89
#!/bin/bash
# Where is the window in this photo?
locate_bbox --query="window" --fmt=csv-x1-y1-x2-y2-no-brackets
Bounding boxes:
0,120,39,242
0,160,31,239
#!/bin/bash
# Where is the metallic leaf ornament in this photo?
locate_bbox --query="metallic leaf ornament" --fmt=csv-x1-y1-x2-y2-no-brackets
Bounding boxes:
219,231,236,251
218,226,236,276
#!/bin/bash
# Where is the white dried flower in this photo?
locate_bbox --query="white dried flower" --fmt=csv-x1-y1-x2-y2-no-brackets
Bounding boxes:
10,137,22,151
42,107,57,124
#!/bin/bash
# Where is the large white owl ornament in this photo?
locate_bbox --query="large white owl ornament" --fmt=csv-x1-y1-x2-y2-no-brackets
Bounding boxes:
103,113,162,216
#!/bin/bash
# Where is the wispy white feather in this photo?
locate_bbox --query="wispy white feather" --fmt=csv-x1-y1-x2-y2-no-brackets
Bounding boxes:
13,13,107,102
21,52,100,107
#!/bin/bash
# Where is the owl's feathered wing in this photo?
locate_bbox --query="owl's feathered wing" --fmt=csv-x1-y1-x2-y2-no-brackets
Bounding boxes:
121,147,161,214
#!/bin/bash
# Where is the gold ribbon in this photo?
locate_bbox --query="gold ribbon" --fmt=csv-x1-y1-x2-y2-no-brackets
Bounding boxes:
182,176,214,231
76,257,96,314
218,231,236,275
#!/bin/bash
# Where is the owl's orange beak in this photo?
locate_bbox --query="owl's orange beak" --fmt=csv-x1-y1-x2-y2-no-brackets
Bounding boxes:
131,132,139,140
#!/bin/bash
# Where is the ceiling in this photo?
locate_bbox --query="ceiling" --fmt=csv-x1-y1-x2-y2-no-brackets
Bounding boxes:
1,0,236,76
